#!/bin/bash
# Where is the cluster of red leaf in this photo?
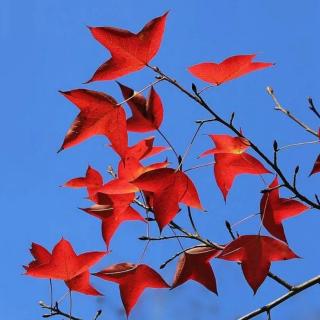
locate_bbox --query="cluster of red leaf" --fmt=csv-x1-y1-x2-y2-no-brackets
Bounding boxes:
25,12,313,317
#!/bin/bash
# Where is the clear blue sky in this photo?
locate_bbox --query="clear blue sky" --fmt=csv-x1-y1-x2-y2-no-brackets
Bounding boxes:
1,1,320,319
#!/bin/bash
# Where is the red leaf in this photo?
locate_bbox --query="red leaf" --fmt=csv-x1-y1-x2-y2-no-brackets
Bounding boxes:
59,89,128,157
310,154,320,175
87,12,168,82
81,198,145,249
260,177,309,242
218,235,298,293
94,263,169,316
64,166,103,201
188,54,273,86
172,246,220,294
126,137,168,160
200,134,270,200
25,239,106,295
132,168,203,230
118,83,164,132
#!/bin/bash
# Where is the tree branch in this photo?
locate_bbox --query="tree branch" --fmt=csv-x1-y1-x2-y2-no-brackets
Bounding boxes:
149,67,320,210
238,275,320,320
266,87,318,137
39,301,82,320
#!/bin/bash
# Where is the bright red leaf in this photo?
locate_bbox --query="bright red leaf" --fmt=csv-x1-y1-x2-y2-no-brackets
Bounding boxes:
132,168,203,230
94,263,169,316
172,246,220,294
125,137,168,160
310,154,320,175
260,177,309,242
59,89,128,157
188,54,273,86
81,194,145,248
200,134,270,200
64,166,103,201
218,235,298,293
118,83,164,132
25,239,106,295
87,12,168,82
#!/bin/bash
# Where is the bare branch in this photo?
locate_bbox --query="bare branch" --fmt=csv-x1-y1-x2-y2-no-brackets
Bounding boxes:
266,87,318,137
238,275,320,320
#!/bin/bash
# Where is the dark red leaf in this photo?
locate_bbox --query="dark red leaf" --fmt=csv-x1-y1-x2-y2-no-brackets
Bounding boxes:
172,246,220,294
118,83,164,132
59,89,128,157
218,235,298,293
132,168,203,230
94,263,169,316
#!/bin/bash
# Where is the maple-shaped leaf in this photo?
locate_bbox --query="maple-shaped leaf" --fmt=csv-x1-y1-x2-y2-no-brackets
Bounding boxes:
218,235,298,293
64,166,103,201
25,239,106,295
94,263,169,316
87,12,168,82
59,89,128,157
310,154,320,175
118,83,163,132
188,54,273,86
81,195,145,248
125,137,168,160
172,246,220,294
132,168,203,230
260,177,309,242
98,156,169,195
200,134,270,200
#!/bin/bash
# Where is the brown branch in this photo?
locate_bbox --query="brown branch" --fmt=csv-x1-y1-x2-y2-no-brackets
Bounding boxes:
238,275,320,320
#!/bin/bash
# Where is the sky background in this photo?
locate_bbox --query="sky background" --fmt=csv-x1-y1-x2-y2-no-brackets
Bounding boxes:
1,0,320,319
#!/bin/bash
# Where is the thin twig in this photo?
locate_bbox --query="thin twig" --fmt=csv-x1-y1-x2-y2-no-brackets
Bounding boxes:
198,84,214,95
308,97,320,119
176,121,205,171
187,206,198,235
267,87,318,137
160,245,207,269
93,310,102,320
278,140,319,151
116,77,164,106
157,128,179,160
184,161,216,172
238,275,320,320
39,301,82,320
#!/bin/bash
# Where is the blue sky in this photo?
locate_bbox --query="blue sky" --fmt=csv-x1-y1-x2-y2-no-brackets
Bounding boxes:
1,0,320,319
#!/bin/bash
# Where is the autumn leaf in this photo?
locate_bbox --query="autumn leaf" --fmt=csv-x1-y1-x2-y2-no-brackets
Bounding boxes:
172,246,220,294
188,54,273,86
58,89,128,157
260,177,309,242
63,165,103,201
132,168,203,230
310,154,320,175
200,134,270,200
118,83,164,132
94,263,169,316
125,137,168,160
25,239,106,295
87,12,168,82
81,193,145,248
218,235,298,293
